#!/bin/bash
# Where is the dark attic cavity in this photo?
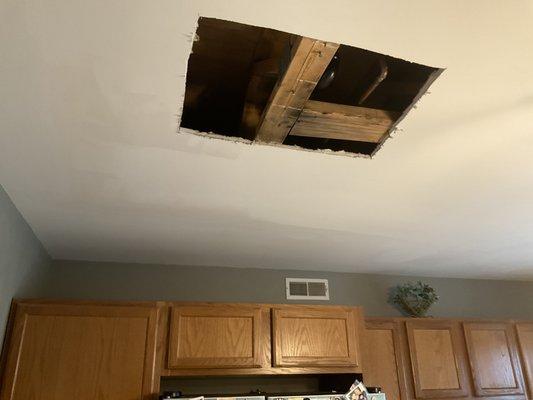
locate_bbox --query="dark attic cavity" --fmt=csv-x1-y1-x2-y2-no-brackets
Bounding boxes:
180,17,442,157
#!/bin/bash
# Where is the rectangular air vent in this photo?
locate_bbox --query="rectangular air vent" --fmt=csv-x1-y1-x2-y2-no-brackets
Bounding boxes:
286,278,329,300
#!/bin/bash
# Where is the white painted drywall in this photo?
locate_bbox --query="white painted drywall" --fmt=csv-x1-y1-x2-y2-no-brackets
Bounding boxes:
1,0,532,279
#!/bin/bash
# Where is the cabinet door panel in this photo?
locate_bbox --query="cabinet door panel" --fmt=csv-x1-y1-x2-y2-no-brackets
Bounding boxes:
463,322,525,397
406,320,469,399
362,320,406,400
0,302,159,400
273,306,362,367
168,305,264,369
516,323,533,398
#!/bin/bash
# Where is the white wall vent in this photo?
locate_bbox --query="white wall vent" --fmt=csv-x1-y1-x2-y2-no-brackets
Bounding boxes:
285,278,329,300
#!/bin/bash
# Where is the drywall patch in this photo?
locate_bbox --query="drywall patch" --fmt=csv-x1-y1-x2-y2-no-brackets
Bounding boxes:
179,17,443,157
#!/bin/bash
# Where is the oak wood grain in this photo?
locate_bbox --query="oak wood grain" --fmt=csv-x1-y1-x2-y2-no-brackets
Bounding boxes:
406,319,469,399
362,319,408,400
416,330,459,390
161,303,364,376
0,300,17,392
272,306,363,368
463,322,525,397
168,305,264,369
516,323,533,399
0,301,160,400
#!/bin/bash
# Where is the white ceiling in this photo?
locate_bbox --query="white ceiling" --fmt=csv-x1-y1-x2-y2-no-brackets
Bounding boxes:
1,0,533,280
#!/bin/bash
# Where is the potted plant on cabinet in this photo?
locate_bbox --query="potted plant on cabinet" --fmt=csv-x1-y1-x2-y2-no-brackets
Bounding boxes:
389,281,439,317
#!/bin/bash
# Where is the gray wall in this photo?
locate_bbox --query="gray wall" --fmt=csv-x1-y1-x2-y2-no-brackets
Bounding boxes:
0,185,51,345
47,260,533,319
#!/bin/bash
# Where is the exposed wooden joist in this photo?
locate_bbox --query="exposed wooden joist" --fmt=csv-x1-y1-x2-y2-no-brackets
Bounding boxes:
239,30,286,139
289,100,400,143
254,37,339,143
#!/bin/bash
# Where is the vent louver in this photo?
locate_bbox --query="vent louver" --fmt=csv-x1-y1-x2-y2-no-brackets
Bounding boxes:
286,278,329,300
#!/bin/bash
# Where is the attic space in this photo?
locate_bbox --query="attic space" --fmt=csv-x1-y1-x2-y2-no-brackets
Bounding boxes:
180,18,442,156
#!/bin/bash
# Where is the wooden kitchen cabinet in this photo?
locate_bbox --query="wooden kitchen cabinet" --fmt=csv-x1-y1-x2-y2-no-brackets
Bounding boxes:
516,323,533,398
0,301,160,400
6,298,531,393
362,319,407,400
168,304,268,369
405,319,470,399
272,305,363,368
463,322,525,398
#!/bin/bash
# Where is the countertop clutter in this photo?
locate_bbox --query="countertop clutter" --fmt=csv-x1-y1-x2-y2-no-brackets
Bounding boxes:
0,300,531,400
158,380,376,400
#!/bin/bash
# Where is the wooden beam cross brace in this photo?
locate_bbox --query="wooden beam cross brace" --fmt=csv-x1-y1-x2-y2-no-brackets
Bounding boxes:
254,37,339,144
289,100,400,143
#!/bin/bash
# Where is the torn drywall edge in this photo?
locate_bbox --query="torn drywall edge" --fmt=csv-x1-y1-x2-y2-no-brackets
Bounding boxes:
176,15,200,129
177,16,445,159
195,15,441,69
177,127,371,160
371,67,446,157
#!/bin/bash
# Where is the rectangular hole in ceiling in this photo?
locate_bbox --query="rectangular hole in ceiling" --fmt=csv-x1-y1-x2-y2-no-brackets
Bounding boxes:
180,17,443,157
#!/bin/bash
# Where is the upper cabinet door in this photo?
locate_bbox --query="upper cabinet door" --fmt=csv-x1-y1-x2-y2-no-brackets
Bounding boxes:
516,323,533,398
463,322,525,397
0,302,159,400
168,304,265,369
362,319,407,400
272,306,362,368
406,320,470,399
